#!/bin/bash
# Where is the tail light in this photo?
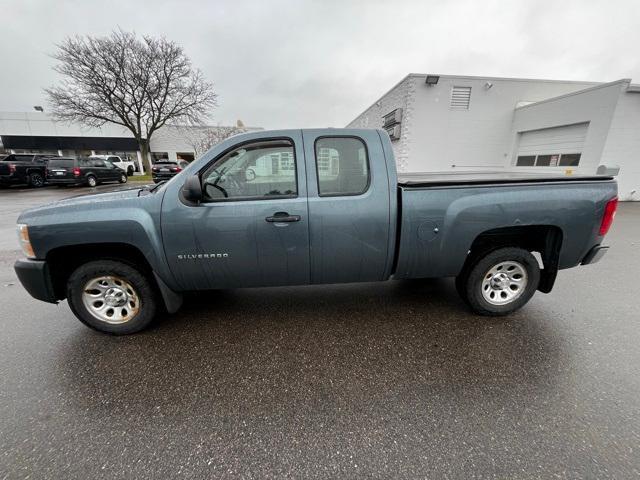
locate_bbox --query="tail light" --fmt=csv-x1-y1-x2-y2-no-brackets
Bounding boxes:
171,167,182,172
73,167,81,177
599,196,618,236
8,163,16,173
152,166,158,172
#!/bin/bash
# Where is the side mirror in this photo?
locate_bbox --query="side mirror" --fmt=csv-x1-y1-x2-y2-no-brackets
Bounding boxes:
182,175,202,203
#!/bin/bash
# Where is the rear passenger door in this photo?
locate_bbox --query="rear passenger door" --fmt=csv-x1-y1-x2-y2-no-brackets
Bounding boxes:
302,130,391,284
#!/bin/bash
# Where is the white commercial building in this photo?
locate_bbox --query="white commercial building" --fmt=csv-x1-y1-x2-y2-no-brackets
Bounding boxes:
348,74,640,200
0,112,260,173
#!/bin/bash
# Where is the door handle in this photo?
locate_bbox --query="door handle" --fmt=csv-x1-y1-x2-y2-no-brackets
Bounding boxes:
265,212,301,223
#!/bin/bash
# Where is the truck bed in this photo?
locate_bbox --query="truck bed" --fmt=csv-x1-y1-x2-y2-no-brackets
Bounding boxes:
398,171,614,188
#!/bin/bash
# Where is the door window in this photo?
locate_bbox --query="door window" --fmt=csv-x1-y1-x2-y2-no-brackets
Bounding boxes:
314,137,369,196
201,139,297,201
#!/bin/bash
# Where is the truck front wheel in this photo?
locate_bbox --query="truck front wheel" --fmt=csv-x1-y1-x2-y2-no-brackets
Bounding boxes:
66,260,158,334
457,247,540,316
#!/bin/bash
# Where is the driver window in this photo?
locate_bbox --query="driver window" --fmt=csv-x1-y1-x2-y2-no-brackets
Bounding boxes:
201,139,297,201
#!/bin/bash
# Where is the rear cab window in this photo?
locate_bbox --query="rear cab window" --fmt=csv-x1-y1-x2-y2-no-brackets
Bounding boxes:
47,159,75,168
314,137,370,196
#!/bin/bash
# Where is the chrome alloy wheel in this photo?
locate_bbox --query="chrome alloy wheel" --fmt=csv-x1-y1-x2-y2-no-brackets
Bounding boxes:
481,261,528,306
82,275,140,324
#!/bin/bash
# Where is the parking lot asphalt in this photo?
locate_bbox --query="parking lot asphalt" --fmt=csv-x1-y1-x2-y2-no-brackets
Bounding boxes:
1,187,639,479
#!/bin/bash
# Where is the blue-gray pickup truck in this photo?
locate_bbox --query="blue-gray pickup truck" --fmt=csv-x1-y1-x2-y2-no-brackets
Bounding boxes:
14,129,618,334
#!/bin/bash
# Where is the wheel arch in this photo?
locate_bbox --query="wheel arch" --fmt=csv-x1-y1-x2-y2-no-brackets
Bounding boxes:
46,242,182,312
460,225,563,293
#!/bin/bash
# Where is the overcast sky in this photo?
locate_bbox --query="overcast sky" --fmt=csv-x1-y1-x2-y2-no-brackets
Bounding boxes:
1,0,639,128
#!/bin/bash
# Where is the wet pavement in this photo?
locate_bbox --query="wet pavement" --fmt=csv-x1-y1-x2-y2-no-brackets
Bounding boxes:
1,187,639,479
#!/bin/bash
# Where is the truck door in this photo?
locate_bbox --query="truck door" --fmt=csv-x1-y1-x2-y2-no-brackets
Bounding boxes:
302,130,392,284
161,132,310,290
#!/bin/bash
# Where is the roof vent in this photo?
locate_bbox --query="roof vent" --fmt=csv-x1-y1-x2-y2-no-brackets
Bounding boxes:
450,86,471,109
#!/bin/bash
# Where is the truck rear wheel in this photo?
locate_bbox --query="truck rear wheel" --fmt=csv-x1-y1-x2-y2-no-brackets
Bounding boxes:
67,260,158,334
457,247,540,316
29,172,45,188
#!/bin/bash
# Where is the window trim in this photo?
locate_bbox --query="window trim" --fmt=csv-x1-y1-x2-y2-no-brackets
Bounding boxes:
313,135,371,198
199,136,299,204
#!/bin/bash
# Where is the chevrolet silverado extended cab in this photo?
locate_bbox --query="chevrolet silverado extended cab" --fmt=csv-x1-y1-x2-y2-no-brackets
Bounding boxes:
14,129,618,334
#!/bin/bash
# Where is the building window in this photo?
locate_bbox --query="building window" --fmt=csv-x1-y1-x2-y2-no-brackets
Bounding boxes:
535,154,558,167
559,153,581,166
151,152,169,162
450,86,472,109
177,152,195,163
516,155,536,166
315,137,369,196
516,153,581,167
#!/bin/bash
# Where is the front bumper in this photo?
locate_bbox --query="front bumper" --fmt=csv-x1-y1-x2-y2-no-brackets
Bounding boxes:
14,259,58,303
581,245,609,265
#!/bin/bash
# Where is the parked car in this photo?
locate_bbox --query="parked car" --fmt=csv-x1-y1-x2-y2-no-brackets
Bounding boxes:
0,153,53,187
14,128,617,335
45,157,128,187
91,155,136,176
151,160,188,183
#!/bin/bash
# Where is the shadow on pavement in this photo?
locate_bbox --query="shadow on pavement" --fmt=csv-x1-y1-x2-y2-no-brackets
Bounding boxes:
52,278,566,419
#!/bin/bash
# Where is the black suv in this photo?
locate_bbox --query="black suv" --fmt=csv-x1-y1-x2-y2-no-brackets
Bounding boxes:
151,160,188,183
0,154,53,187
46,157,128,187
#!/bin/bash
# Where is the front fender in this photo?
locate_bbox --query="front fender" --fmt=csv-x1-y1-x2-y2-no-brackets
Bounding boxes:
17,189,178,290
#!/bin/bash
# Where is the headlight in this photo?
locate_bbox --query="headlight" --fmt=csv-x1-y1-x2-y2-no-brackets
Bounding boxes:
17,224,35,258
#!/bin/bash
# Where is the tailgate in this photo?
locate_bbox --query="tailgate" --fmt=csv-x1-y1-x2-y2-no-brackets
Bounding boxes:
47,166,73,179
46,159,75,179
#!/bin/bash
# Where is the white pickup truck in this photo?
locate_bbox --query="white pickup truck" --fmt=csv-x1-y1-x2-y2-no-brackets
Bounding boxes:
91,155,136,176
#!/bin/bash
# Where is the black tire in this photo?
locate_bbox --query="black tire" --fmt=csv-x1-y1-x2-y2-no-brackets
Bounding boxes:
127,166,134,176
457,247,540,316
86,175,97,188
67,260,158,334
119,173,128,184
29,172,45,188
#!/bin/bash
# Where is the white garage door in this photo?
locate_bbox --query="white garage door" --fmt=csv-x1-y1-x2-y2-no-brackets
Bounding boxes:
516,123,588,167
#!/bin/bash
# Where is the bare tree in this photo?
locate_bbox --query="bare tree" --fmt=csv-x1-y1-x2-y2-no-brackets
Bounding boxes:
45,29,217,173
179,124,247,157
